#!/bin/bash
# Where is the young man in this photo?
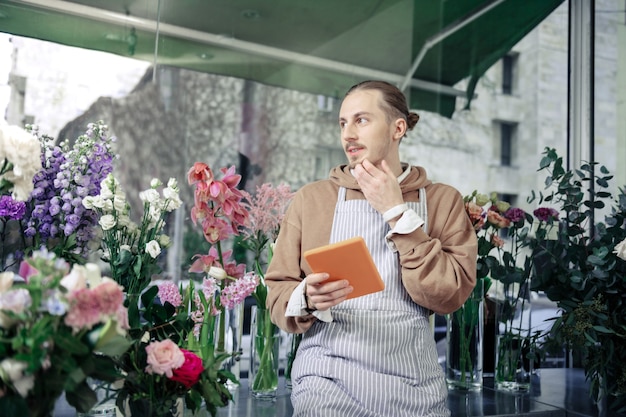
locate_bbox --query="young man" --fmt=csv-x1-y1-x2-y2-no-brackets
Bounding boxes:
265,80,477,417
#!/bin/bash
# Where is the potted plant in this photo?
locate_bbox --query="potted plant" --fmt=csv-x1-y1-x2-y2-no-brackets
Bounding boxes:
527,148,626,413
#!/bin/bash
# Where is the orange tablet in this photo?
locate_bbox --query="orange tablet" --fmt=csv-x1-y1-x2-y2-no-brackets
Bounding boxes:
303,236,385,299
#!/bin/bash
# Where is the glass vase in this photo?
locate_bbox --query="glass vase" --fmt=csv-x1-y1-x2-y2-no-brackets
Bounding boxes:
125,396,183,417
214,303,244,391
76,378,117,417
249,305,280,400
446,279,484,391
494,280,533,392
284,332,302,391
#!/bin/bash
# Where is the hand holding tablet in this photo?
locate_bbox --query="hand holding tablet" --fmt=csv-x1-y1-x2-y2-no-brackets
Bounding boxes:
303,236,385,299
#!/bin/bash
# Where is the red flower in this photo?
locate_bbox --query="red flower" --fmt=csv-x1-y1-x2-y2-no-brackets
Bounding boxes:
170,349,204,388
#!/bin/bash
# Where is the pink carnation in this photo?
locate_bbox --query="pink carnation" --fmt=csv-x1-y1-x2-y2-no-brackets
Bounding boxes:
145,339,185,377
91,278,124,315
64,288,102,331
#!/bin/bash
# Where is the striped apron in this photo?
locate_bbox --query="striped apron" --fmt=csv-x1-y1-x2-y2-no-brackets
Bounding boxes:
291,187,449,417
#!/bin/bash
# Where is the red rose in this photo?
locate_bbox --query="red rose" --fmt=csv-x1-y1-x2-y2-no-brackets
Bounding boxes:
170,349,204,388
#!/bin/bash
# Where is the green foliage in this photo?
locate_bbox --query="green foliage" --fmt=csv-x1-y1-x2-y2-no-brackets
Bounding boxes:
527,147,626,412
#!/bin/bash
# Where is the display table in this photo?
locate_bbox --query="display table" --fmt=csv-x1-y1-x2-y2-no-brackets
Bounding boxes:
216,369,616,417
53,368,621,417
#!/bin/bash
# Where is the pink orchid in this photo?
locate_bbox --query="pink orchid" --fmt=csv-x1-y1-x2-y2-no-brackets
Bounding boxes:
187,162,213,184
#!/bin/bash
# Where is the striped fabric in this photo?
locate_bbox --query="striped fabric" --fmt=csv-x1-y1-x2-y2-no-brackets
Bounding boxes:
291,187,449,417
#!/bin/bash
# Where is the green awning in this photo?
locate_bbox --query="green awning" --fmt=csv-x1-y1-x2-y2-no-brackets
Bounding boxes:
0,0,563,117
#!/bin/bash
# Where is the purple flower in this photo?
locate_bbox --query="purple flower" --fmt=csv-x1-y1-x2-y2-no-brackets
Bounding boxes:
0,196,26,220
533,207,559,222
504,207,526,223
19,121,116,258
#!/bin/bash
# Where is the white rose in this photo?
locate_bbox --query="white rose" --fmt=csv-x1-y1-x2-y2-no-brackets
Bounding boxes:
88,195,108,209
148,205,162,228
60,265,88,292
116,214,131,228
163,188,182,211
113,195,127,212
99,214,117,231
82,196,95,209
208,266,227,281
139,189,160,205
102,199,114,212
0,359,35,397
0,125,41,201
167,178,178,189
614,238,626,261
99,175,117,200
146,240,161,259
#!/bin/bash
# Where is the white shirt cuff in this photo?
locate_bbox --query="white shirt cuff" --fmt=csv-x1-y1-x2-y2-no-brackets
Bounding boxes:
385,209,425,252
285,279,333,322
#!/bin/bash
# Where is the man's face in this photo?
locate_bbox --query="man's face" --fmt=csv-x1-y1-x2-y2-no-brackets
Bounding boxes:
338,89,400,169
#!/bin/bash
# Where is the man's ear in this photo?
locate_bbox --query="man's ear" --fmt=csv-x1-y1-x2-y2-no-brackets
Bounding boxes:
393,118,407,140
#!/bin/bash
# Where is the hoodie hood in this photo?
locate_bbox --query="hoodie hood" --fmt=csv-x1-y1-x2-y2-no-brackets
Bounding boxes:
329,163,432,195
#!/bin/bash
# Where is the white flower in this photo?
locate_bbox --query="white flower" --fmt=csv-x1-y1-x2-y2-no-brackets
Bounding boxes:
0,359,34,397
0,289,32,315
99,214,116,231
86,195,107,209
614,238,626,261
99,174,118,200
148,204,162,228
82,196,95,209
60,265,89,292
208,266,227,281
146,240,161,259
113,195,127,212
0,272,14,293
150,178,162,188
139,189,160,205
116,214,131,228
158,234,171,248
0,124,41,201
163,187,182,211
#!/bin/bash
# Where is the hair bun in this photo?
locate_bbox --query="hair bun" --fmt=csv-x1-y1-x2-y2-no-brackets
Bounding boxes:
407,112,420,130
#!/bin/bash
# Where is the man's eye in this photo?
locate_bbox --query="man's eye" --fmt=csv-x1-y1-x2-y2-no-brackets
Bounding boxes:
357,118,366,124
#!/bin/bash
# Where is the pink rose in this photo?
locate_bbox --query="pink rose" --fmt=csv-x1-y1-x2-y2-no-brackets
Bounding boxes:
170,349,204,388
145,340,185,377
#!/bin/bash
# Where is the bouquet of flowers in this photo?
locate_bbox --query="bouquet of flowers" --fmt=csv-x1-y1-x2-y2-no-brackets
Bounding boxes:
460,191,539,391
1,121,115,271
186,162,257,362
240,182,294,396
115,280,238,417
0,249,129,417
84,173,182,328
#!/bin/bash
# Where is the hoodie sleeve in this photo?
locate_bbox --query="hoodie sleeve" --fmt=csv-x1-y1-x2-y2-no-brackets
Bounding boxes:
264,183,335,334
389,183,477,314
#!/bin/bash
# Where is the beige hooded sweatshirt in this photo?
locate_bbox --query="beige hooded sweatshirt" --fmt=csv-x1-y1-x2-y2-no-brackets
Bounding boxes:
265,164,477,334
